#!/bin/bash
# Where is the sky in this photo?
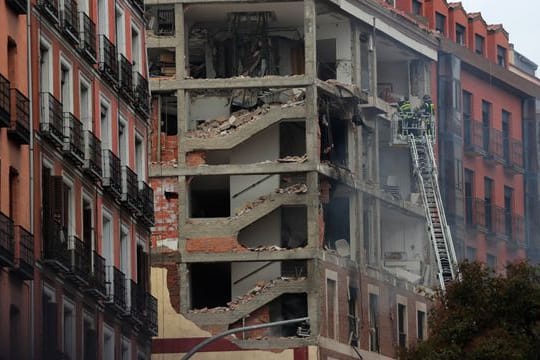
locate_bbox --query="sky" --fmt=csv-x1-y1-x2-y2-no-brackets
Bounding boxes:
459,0,540,72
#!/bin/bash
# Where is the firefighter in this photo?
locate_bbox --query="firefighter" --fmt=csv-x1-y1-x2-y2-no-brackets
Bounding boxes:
421,94,435,136
397,96,413,136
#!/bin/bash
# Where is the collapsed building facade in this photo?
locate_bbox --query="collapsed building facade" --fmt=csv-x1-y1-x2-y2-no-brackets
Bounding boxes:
147,0,444,358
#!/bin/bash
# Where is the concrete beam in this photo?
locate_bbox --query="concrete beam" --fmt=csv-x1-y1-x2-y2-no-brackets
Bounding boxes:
150,76,314,92
231,337,314,350
146,35,176,48
149,162,316,177
316,79,369,103
181,248,318,263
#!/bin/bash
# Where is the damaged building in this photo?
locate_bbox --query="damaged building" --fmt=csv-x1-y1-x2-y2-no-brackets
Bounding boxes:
147,0,448,359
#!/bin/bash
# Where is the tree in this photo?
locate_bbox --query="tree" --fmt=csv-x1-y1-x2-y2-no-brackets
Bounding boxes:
399,261,540,360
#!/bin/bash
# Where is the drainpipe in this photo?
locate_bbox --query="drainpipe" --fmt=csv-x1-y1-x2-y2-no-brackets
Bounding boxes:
26,0,35,358
181,317,310,360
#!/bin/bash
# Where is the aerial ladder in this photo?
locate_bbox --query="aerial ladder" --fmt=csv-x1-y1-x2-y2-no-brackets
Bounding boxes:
408,131,458,291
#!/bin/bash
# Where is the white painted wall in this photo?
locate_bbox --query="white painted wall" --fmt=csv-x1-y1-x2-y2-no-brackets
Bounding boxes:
317,21,353,84
189,96,230,129
377,61,409,98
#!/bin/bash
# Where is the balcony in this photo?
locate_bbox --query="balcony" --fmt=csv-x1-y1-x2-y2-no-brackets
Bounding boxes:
6,0,27,15
79,12,97,64
103,150,122,201
8,88,30,145
107,266,127,313
131,0,144,14
61,0,79,45
507,213,524,246
464,119,485,156
145,293,158,336
504,139,524,174
133,72,149,118
83,131,102,181
13,226,34,280
485,128,504,165
99,35,119,87
42,220,70,272
66,235,91,286
128,280,145,324
484,204,505,237
466,197,486,231
0,211,15,268
122,166,140,214
0,74,10,128
119,55,134,102
86,251,107,299
63,113,85,165
40,92,64,148
139,181,155,227
38,0,59,23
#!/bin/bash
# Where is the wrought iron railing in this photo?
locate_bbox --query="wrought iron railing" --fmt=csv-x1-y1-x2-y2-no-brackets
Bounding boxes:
63,112,85,165
42,219,70,270
0,211,15,267
464,119,484,155
15,225,34,280
119,55,134,101
139,181,155,226
102,150,122,199
146,293,158,335
509,139,524,172
79,12,97,63
6,0,27,15
133,72,149,118
122,166,140,212
129,280,145,322
88,251,107,296
487,128,504,163
38,0,59,22
8,88,30,144
510,214,524,245
131,0,144,13
107,266,127,310
68,235,90,281
40,92,64,147
61,0,79,44
83,131,102,180
0,74,10,128
156,8,175,35
99,35,118,86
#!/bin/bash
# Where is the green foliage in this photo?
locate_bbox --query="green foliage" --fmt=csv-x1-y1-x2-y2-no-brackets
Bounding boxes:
399,261,540,360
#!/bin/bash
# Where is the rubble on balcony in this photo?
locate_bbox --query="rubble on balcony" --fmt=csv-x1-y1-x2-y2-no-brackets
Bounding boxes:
188,277,306,314
234,183,307,216
277,154,308,163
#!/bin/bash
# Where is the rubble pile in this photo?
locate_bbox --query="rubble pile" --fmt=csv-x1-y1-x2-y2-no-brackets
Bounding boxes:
189,277,306,314
275,183,308,194
234,183,307,217
277,154,308,163
234,196,269,217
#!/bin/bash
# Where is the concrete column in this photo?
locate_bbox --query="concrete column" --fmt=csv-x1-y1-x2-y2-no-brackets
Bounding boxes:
351,23,361,89
304,0,316,80
174,3,186,79
177,89,187,163
179,263,190,312
307,258,321,336
178,175,187,253
306,172,320,248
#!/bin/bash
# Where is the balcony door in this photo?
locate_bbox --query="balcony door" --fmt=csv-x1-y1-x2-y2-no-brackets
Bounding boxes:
484,177,493,231
502,111,510,163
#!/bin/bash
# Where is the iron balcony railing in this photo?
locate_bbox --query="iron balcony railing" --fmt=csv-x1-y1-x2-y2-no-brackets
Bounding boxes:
509,214,524,245
6,0,27,15
133,72,149,118
42,220,70,271
146,293,158,336
465,197,486,229
119,55,134,101
107,266,127,311
38,0,59,23
103,150,122,200
40,92,64,147
139,181,155,226
122,166,140,213
63,112,85,165
61,0,79,45
83,131,102,181
507,139,524,173
464,119,484,155
0,211,15,268
79,12,97,63
484,204,505,236
87,251,107,297
486,128,504,164
14,225,34,280
99,35,118,86
67,235,91,284
156,8,175,35
131,0,144,13
129,280,145,322
0,74,10,128
8,88,30,145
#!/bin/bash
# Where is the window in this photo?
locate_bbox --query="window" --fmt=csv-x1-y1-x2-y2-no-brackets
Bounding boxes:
398,303,407,348
60,61,73,113
103,324,115,360
100,100,111,150
115,6,126,55
455,159,463,191
484,177,493,231
122,337,131,360
417,310,426,341
475,34,485,55
369,293,379,352
62,179,74,237
42,286,57,359
348,287,358,346
465,169,474,225
487,253,497,269
118,116,128,165
97,0,108,35
456,24,466,45
435,12,446,35
9,305,21,359
137,242,149,291
8,38,17,85
504,186,513,237
63,299,76,358
497,46,506,67
160,94,178,135
135,134,144,180
502,110,510,162
120,225,130,276
482,100,491,153
466,246,477,260
80,78,92,131
326,278,337,339
9,168,18,222
463,90,472,145
83,313,97,360
40,40,52,93
131,26,141,72
412,0,422,16
102,210,113,265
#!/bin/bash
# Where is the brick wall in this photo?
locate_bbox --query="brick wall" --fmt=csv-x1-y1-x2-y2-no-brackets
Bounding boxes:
151,177,179,249
185,236,247,253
